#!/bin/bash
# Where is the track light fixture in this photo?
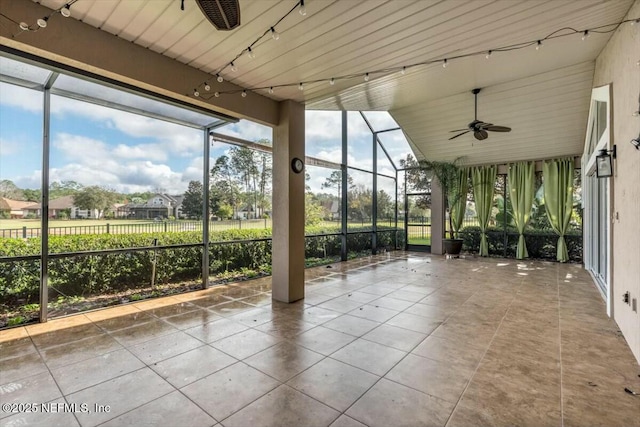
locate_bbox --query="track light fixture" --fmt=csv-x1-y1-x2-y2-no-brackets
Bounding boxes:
60,4,72,18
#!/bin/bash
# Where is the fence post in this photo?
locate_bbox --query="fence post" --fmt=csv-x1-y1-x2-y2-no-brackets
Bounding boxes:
106,223,110,234
150,238,158,289
239,219,242,230
164,222,167,233
22,226,27,239
264,218,267,229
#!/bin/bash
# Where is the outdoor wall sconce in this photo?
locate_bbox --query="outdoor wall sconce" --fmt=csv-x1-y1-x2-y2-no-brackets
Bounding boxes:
596,145,616,178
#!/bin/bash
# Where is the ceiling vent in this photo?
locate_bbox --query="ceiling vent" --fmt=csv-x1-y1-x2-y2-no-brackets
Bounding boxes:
195,0,241,31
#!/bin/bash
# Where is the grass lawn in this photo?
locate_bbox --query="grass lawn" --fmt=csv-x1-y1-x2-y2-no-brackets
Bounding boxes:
408,237,431,246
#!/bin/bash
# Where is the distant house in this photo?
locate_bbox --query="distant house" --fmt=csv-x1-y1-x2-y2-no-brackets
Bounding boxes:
320,200,340,220
123,194,185,219
0,197,35,219
22,195,89,219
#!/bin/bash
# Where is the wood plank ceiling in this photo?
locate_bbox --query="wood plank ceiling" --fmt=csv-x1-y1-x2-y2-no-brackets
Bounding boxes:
33,0,636,163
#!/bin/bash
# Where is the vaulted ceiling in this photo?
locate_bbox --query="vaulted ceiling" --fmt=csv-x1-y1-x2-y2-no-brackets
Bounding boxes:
17,0,639,163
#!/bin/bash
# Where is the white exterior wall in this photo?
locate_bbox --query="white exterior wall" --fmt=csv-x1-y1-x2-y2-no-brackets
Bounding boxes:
593,0,640,363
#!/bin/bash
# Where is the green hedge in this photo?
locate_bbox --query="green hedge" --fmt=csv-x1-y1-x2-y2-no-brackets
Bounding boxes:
459,226,582,261
0,226,405,306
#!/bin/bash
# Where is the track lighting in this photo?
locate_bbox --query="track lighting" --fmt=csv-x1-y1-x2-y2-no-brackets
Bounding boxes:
204,82,210,91
60,4,71,18
271,27,280,41
36,17,48,28
248,47,255,59
299,0,307,16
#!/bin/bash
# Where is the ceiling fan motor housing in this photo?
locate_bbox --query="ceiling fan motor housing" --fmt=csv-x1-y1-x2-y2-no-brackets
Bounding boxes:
196,0,241,31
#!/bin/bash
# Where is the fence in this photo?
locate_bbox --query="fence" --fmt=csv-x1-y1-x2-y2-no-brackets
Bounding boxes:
0,219,273,239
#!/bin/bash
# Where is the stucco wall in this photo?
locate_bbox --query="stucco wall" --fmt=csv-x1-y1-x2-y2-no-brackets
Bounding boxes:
593,0,640,363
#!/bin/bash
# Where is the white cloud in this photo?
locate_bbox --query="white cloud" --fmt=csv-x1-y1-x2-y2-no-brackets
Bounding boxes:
0,83,42,113
0,138,21,156
216,119,272,143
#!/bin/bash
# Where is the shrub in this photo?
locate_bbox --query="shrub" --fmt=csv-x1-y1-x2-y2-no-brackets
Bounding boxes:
0,226,405,305
459,225,582,262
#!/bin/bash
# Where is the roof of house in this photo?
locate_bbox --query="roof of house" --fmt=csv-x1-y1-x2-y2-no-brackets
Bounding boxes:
0,197,35,210
24,195,76,211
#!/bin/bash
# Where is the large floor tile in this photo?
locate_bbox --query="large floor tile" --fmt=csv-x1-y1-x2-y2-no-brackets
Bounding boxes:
331,338,406,376
385,354,472,403
211,329,281,359
244,341,323,381
184,317,249,343
128,330,203,364
362,324,426,352
100,390,215,427
322,314,380,337
181,362,279,421
287,357,378,411
222,384,340,427
346,378,455,427
151,345,236,388
50,348,144,395
66,368,174,427
293,326,355,356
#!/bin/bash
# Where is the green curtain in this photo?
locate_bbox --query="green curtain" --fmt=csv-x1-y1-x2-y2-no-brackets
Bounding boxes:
450,168,468,237
508,161,536,259
471,165,497,256
542,158,574,262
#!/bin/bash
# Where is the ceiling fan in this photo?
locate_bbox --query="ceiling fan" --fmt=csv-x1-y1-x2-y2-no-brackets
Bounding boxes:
449,88,512,141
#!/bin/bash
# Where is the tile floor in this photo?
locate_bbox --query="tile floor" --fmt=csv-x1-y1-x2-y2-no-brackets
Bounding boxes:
1,252,639,427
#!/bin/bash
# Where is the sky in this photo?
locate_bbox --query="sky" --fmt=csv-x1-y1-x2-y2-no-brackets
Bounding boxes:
0,69,414,196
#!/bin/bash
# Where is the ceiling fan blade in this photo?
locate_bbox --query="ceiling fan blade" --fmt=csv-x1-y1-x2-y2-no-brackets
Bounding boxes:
485,125,511,132
477,122,493,129
449,130,470,140
474,130,488,141
449,129,470,132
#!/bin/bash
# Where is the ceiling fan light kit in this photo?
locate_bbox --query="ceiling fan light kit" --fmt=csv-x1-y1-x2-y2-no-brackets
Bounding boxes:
449,88,512,141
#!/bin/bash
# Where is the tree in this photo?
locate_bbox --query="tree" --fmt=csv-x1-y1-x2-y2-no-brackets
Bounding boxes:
216,204,233,220
0,180,24,200
73,186,118,219
49,181,83,199
181,180,203,219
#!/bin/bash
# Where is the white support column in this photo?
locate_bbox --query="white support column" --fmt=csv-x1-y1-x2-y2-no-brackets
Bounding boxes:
272,100,305,302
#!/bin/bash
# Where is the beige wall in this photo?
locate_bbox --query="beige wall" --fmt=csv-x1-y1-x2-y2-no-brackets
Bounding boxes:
593,0,640,363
